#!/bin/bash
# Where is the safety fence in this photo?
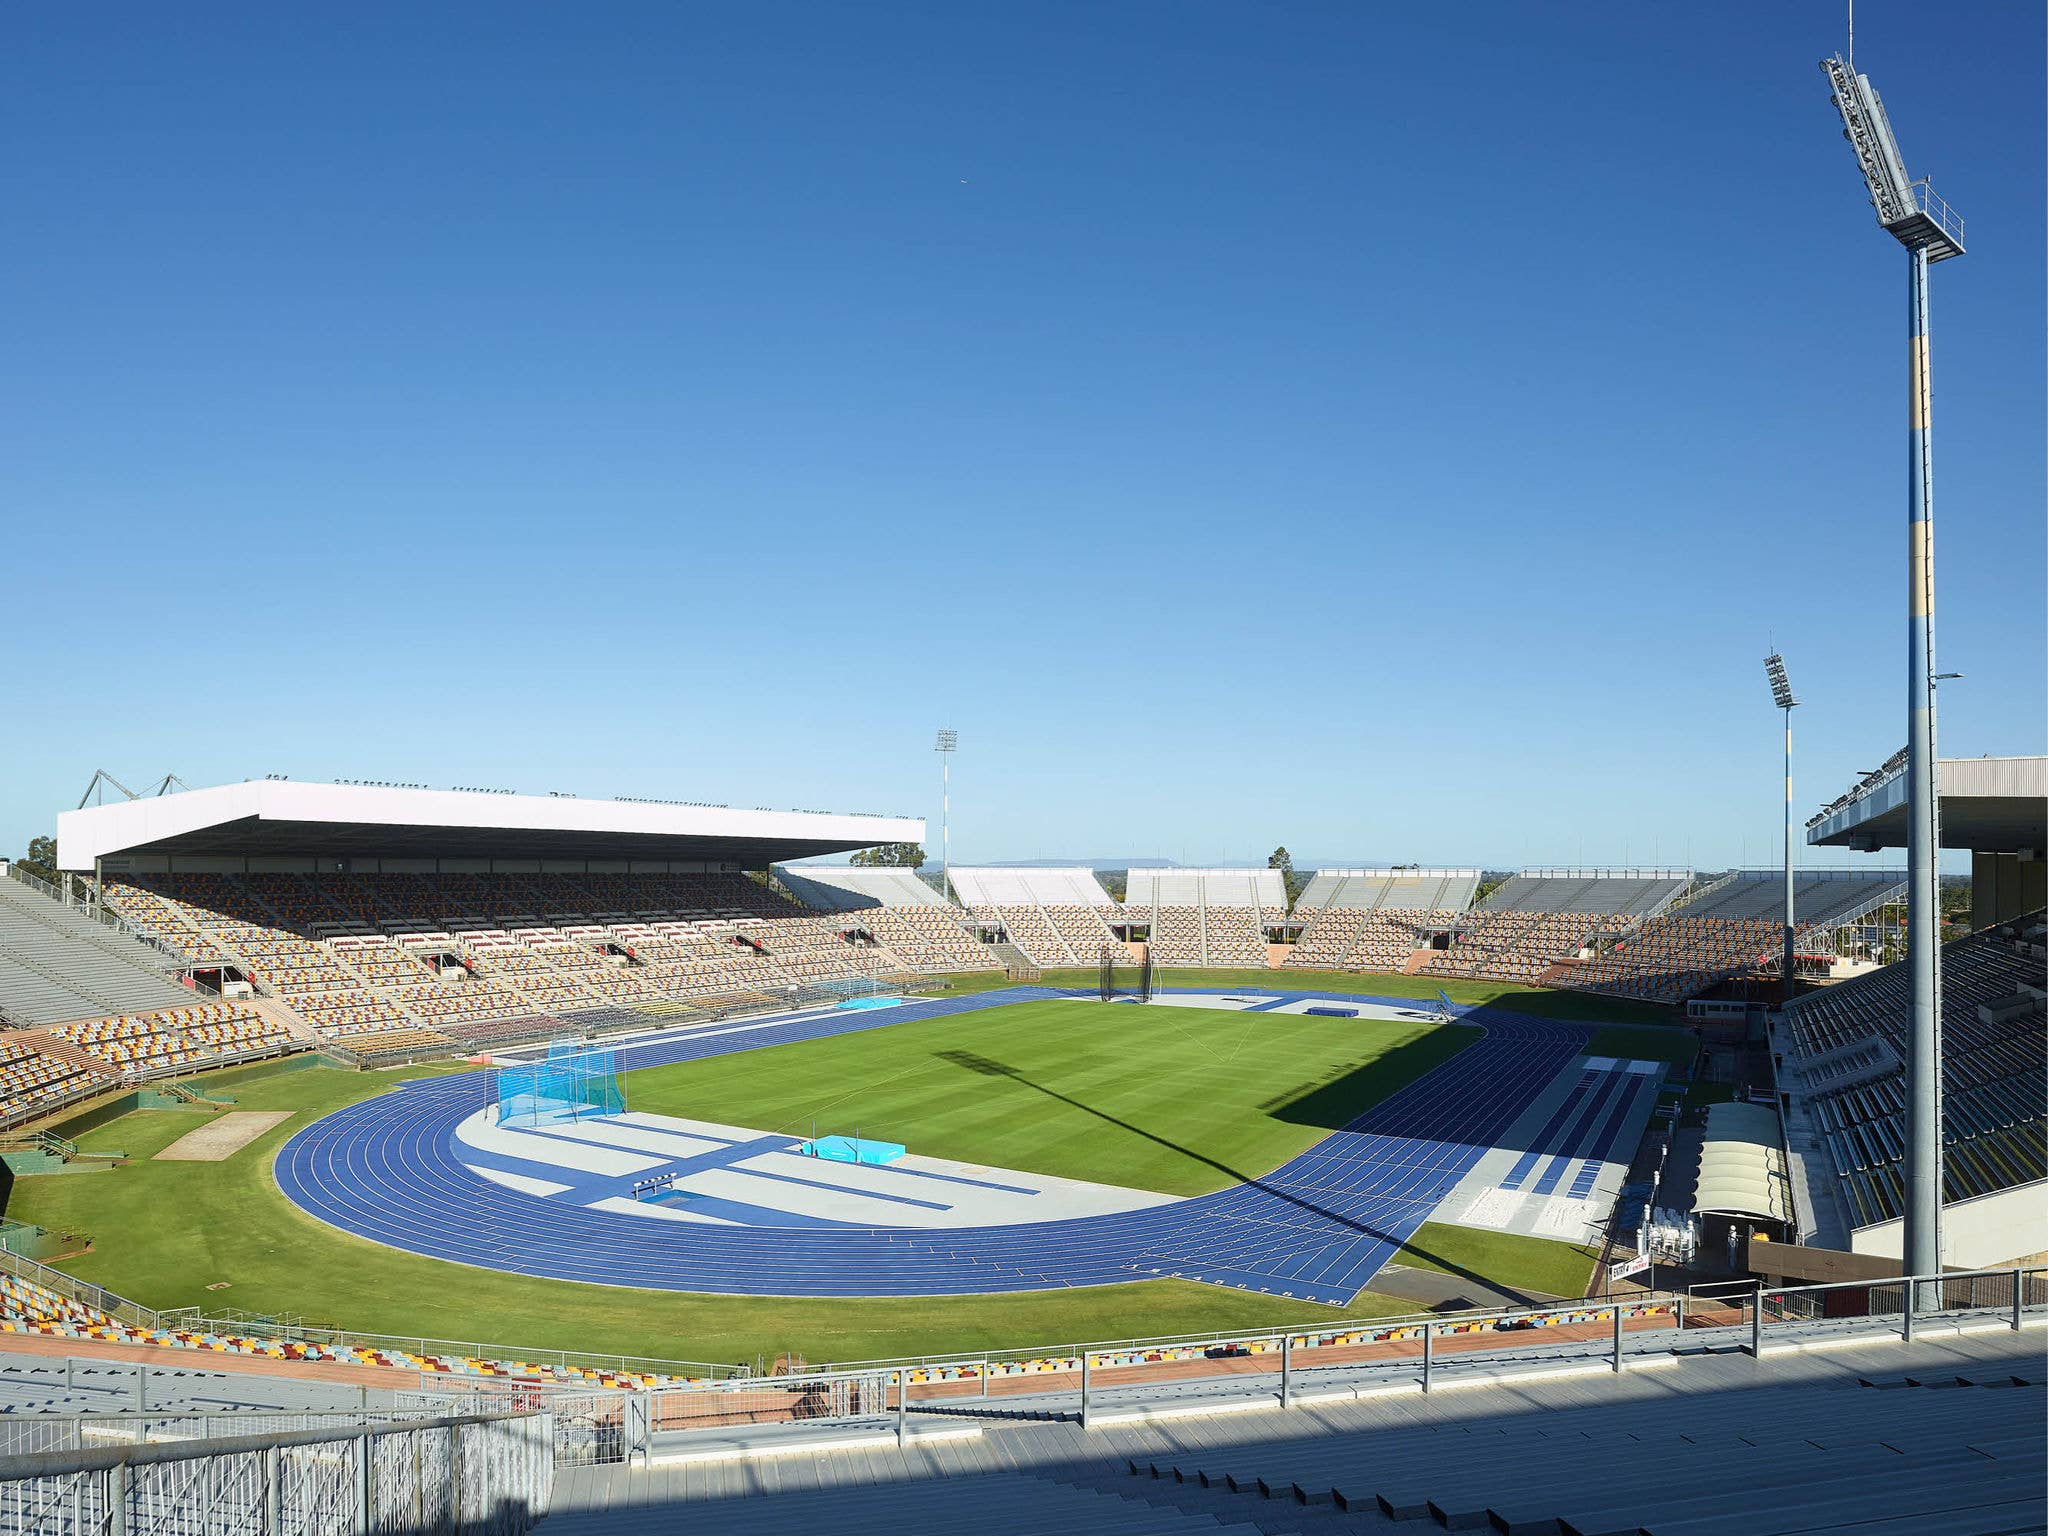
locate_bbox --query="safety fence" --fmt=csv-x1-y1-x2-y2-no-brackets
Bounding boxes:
1714,1264,2045,1351
0,1410,552,1536
532,1265,2048,1451
818,1292,1694,1389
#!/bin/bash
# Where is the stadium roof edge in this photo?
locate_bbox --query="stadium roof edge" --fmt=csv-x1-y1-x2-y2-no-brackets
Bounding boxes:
1807,755,2046,853
56,781,922,870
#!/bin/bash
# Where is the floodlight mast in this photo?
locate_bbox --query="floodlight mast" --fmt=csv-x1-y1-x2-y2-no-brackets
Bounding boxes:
1764,655,1799,1008
1821,52,1962,1296
935,730,958,900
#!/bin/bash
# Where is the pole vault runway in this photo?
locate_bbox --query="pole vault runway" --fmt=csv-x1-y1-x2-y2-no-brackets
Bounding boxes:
273,989,1589,1304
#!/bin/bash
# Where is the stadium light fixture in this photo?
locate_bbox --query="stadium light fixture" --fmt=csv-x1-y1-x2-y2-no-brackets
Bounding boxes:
935,730,957,901
1764,655,1799,1008
1820,44,1962,1296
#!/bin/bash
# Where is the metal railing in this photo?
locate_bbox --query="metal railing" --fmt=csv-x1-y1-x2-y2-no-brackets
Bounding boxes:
1733,1264,2043,1351
615,1265,2046,1439
146,1305,747,1386
1910,178,1965,247
0,1248,161,1331
0,1410,551,1536
815,1287,1676,1380
410,1370,914,1466
0,1408,447,1461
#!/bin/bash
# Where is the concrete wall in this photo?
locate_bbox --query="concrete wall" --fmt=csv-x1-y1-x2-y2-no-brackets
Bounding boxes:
1973,852,2046,928
1851,1180,2048,1268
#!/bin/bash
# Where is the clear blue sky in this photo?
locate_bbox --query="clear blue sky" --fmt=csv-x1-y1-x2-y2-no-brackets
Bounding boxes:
4,1,2040,872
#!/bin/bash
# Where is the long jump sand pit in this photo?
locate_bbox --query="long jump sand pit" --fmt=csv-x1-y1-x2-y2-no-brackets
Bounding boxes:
154,1111,294,1162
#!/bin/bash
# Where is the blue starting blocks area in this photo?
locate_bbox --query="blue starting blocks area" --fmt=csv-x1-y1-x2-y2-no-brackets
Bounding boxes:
275,984,1604,1303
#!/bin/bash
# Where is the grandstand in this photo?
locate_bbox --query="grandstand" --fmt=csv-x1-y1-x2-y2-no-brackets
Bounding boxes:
1775,909,2045,1258
1478,868,1693,918
10,782,939,1074
1284,868,1478,972
1413,869,1693,986
1120,867,1284,967
1291,867,1482,915
0,871,194,1026
1551,868,1906,1006
947,866,1131,966
0,998,298,1128
774,864,948,910
776,864,1000,971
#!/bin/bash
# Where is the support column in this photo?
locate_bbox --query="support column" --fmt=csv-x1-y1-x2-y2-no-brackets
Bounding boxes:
1782,711,1796,1007
1903,243,1944,1302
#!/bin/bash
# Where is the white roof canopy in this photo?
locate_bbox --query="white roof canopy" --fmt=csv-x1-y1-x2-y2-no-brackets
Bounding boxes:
59,781,921,870
1695,1101,1796,1225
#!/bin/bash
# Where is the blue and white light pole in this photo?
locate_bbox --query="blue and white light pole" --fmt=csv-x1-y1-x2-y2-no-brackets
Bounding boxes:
1822,52,1963,1291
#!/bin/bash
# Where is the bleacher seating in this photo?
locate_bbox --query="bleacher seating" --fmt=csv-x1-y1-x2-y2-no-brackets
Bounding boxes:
100,873,885,1041
1118,869,1285,968
1292,868,1482,915
774,865,951,911
1286,907,1454,971
1549,869,1905,1004
940,868,1131,967
47,1004,274,1074
1559,914,1806,1003
0,1000,291,1123
1684,867,1908,926
0,877,195,1026
1044,905,1133,965
0,1270,717,1392
1148,906,1204,966
1781,911,2046,1230
847,906,1000,972
0,1036,114,1125
1201,904,1267,966
327,1026,459,1062
1478,869,1693,918
1417,909,1602,984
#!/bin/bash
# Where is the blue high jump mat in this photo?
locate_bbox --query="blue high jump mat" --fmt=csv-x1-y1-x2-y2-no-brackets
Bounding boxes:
837,996,904,1011
1306,1006,1359,1018
804,1134,906,1166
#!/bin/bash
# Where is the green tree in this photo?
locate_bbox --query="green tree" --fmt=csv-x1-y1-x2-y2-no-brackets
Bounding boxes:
850,843,926,868
15,835,57,884
1267,847,1307,905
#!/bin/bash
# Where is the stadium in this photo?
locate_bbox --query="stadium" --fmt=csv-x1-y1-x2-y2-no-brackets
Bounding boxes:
3,6,2043,1536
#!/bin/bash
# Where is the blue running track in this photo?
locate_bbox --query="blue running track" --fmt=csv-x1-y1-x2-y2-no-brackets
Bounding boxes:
273,988,1587,1304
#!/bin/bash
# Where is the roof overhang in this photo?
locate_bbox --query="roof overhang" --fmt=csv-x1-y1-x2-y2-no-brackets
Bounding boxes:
1807,756,2047,854
56,781,922,870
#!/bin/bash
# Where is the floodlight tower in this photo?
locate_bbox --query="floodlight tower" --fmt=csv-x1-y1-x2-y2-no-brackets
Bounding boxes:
935,729,958,899
1764,654,1799,1007
1821,52,1963,1291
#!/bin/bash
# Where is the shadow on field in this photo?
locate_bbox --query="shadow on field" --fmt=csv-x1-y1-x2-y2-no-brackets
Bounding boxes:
934,1048,1534,1307
1256,1029,1480,1135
